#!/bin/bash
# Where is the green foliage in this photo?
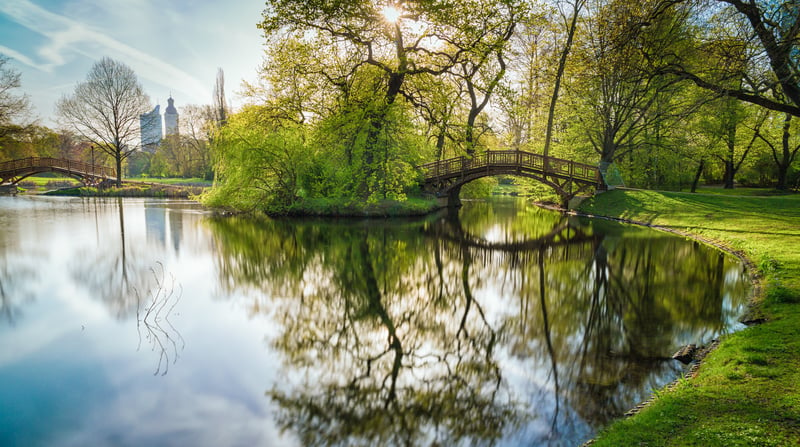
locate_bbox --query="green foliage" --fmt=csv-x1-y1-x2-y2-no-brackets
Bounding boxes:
304,72,433,203
126,151,151,177
220,0,525,211
204,68,433,215
460,177,498,198
200,105,310,213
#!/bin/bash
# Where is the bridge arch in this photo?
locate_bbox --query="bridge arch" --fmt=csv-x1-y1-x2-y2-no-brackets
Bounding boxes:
419,150,604,208
434,170,574,208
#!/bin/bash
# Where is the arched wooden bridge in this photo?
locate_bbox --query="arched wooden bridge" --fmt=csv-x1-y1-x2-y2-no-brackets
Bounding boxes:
0,157,116,187
419,150,604,207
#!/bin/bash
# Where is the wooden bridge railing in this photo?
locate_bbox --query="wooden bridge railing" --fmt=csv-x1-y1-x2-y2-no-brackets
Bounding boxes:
0,157,116,180
419,150,601,185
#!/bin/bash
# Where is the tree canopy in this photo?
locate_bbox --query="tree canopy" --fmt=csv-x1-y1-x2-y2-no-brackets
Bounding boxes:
199,0,800,212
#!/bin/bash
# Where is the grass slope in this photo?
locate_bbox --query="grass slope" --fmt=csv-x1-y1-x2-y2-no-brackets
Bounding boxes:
579,189,800,446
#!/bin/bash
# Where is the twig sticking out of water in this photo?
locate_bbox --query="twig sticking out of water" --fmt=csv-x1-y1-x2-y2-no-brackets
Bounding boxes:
135,262,185,376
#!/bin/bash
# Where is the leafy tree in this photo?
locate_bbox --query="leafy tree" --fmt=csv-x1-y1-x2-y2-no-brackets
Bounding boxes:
663,0,800,116
0,55,34,160
543,0,586,158
179,104,215,179
754,111,800,189
202,105,311,212
149,105,214,180
571,0,692,169
310,75,430,203
719,98,765,188
259,0,525,195
402,72,461,159
447,2,519,155
56,57,151,186
495,6,560,151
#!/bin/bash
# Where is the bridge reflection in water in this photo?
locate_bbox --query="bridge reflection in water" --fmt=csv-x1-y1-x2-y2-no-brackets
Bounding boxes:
206,198,749,446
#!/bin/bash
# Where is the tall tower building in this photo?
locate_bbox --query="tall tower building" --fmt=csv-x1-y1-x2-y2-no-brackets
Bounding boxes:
164,96,179,136
140,105,162,152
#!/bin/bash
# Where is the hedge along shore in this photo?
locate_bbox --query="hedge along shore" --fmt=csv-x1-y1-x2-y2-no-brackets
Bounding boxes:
574,188,800,447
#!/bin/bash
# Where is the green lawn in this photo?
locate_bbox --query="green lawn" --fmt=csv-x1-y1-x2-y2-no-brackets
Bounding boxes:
693,186,797,197
579,188,800,446
18,175,82,188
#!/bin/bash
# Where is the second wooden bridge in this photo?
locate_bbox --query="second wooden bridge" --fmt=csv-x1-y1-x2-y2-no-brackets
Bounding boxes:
0,157,116,187
419,150,604,207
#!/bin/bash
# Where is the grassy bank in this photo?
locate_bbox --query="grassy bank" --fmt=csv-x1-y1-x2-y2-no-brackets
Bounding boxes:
44,183,205,198
15,175,210,197
125,176,212,186
578,189,800,446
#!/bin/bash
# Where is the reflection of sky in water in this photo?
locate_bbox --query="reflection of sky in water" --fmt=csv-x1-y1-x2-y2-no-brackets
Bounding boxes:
0,197,295,447
0,196,750,447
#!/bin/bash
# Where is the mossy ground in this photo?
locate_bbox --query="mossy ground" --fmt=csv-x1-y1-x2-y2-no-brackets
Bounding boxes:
580,189,800,446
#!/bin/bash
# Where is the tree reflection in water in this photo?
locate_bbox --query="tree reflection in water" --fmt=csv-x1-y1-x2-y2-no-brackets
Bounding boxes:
67,198,185,375
70,198,155,319
207,199,749,446
0,261,37,326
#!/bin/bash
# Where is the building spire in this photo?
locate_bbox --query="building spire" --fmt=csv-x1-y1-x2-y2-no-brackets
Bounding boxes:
164,93,179,136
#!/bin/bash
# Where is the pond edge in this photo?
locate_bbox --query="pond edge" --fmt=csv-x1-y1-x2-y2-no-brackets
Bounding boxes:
561,208,765,446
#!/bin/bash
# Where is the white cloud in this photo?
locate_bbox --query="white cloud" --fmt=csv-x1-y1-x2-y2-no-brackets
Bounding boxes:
0,44,47,70
1,0,265,123
0,0,210,100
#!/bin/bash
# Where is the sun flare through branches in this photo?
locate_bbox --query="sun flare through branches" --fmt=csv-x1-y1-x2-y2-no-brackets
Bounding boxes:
381,4,402,23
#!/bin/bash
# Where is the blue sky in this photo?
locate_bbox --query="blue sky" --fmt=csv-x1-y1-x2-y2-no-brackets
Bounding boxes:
0,0,265,126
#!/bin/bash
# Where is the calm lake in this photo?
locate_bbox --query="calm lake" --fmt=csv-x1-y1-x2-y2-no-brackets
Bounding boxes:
0,196,750,446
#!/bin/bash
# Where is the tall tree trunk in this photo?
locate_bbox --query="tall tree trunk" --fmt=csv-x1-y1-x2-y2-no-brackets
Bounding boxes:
600,136,617,165
464,51,508,156
777,113,792,190
361,25,407,197
723,158,735,189
115,150,123,187
435,127,446,160
723,116,737,189
465,105,479,156
691,158,705,193
543,0,585,158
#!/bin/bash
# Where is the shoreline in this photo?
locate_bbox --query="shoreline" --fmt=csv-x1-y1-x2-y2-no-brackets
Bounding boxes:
564,206,765,446
571,188,800,446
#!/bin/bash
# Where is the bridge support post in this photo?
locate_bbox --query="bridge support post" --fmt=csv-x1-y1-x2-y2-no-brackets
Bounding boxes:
447,185,462,209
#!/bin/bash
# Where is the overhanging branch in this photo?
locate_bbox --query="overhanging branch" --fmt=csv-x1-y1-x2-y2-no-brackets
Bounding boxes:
662,66,800,117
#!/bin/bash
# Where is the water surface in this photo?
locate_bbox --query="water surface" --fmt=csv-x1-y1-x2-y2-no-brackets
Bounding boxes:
0,196,750,446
